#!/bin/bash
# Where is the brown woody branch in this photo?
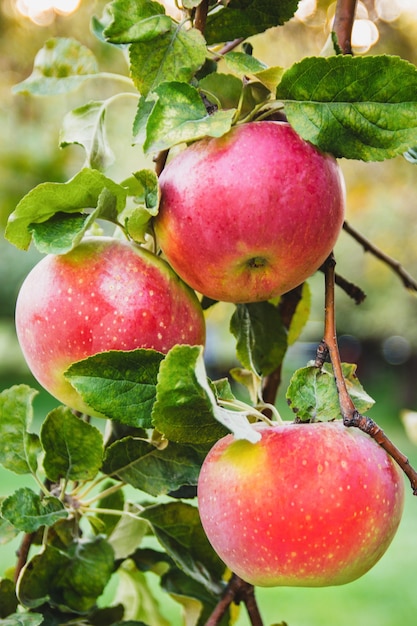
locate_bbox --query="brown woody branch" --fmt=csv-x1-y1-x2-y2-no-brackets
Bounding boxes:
319,254,417,495
333,0,358,54
205,574,263,626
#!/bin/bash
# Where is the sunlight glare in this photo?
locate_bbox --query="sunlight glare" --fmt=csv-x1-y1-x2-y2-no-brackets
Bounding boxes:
15,0,81,25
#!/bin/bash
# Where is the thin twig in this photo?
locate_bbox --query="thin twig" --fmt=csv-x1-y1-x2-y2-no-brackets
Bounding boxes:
343,221,417,292
320,254,417,495
333,0,358,54
212,38,245,61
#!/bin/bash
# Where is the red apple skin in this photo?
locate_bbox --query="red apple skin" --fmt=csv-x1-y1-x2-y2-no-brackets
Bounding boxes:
155,121,345,303
15,237,205,416
197,421,404,587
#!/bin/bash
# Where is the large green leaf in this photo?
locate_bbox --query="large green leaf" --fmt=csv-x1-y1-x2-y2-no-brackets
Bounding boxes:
152,345,256,444
102,438,206,496
66,349,164,427
129,24,206,96
0,385,41,475
276,54,417,160
205,0,299,44
104,0,172,43
140,502,225,595
17,536,114,613
40,407,104,482
286,362,375,422
13,38,98,96
5,169,127,250
144,81,235,153
1,488,67,533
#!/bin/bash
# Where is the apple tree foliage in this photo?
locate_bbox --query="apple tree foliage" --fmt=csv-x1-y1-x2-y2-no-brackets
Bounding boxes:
1,0,417,624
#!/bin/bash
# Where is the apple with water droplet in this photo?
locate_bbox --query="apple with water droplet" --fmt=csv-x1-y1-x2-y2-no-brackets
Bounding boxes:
15,236,205,416
155,121,345,303
198,420,404,587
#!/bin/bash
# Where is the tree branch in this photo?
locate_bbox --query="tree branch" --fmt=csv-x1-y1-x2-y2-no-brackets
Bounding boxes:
204,574,264,626
194,0,210,34
343,221,417,292
333,0,358,54
319,254,417,495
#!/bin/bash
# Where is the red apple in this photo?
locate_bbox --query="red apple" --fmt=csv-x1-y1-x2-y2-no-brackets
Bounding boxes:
197,420,404,587
155,121,345,303
15,236,205,416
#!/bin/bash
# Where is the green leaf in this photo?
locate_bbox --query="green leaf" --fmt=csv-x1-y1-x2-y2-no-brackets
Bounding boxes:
224,51,267,77
276,55,417,161
162,568,227,626
30,188,120,254
198,73,243,110
60,101,115,171
0,502,20,544
102,438,206,496
144,82,235,153
17,536,114,613
0,579,18,619
140,502,225,594
113,560,171,625
13,38,98,96
253,66,285,93
5,168,127,250
104,0,172,43
205,0,299,44
122,169,160,242
29,211,92,255
66,349,165,427
230,302,288,376
132,94,158,146
40,407,104,482
129,25,206,96
286,362,375,422
107,503,149,560
0,615,43,626
0,385,41,475
151,345,228,444
153,345,260,443
1,488,67,533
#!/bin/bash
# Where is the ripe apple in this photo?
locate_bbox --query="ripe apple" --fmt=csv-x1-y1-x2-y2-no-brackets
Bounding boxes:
155,121,345,303
197,420,404,587
15,236,205,416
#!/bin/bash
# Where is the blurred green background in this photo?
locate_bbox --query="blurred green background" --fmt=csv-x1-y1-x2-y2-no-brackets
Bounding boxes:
1,1,417,624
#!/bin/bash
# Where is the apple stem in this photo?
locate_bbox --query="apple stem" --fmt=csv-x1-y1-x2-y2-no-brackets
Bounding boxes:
320,254,417,495
204,574,264,626
343,221,417,293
